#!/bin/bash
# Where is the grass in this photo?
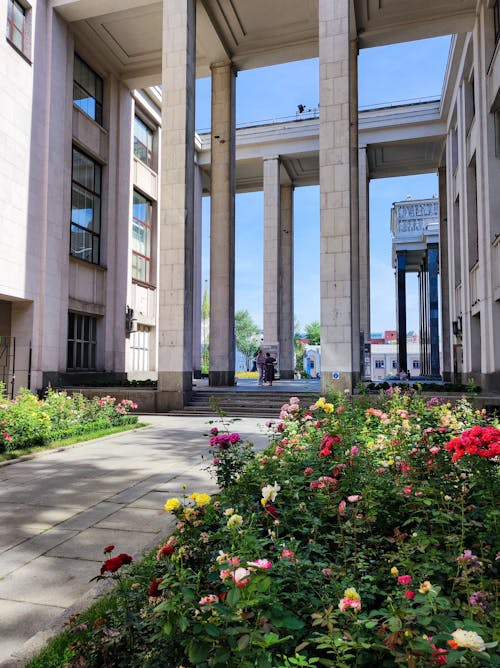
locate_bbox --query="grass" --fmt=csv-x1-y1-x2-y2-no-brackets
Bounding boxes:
0,422,149,464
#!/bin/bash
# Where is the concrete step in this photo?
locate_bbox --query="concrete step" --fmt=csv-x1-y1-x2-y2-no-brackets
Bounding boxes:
170,390,318,417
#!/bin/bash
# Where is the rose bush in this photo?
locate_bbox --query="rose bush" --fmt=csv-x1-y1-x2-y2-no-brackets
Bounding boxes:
0,385,138,452
34,389,499,667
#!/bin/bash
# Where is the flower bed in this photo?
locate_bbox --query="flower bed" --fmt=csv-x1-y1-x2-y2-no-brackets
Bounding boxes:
35,389,499,667
0,386,138,452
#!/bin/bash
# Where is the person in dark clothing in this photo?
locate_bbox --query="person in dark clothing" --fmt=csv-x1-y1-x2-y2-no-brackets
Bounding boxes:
264,352,276,386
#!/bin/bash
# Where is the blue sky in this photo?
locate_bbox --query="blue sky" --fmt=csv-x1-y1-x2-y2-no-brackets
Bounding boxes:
195,36,451,334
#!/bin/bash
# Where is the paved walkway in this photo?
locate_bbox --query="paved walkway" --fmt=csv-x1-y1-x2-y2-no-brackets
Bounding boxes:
0,415,271,667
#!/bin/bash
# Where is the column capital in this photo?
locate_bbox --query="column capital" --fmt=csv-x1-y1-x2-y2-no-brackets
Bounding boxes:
210,61,237,75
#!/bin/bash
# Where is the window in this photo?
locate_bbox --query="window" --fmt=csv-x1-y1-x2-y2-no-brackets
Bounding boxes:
6,0,26,52
375,360,384,369
71,147,101,264
73,54,103,125
412,360,420,370
132,191,152,283
67,313,97,370
391,360,397,369
495,0,500,45
130,326,150,371
134,116,154,167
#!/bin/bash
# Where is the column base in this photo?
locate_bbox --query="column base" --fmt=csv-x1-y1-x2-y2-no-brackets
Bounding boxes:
320,371,359,395
156,371,193,411
279,369,294,380
209,371,235,387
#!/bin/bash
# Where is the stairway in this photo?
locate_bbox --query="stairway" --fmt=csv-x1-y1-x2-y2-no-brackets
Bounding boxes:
168,389,319,418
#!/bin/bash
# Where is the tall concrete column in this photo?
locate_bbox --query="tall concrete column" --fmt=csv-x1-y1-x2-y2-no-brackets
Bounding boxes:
279,183,294,379
319,0,359,392
396,251,407,372
438,166,452,380
263,156,281,348
157,0,196,410
209,62,236,386
192,163,203,378
428,244,440,376
358,145,370,379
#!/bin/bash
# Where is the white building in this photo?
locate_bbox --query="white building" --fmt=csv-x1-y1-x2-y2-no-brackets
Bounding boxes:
1,0,499,407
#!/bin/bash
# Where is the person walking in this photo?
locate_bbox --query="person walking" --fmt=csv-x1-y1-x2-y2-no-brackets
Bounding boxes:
264,351,276,386
255,349,265,386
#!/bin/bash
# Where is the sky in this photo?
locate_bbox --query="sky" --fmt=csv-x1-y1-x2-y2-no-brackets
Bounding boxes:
195,35,451,334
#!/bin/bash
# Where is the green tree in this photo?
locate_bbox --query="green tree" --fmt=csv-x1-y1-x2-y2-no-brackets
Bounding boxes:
201,283,210,374
305,320,321,345
235,310,260,371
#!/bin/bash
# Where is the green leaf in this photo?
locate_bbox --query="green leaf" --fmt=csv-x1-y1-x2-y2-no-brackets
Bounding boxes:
226,587,241,607
204,622,221,638
237,634,250,650
188,639,210,664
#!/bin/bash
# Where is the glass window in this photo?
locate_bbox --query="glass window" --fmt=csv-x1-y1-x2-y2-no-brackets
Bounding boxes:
67,313,97,370
132,191,152,283
6,0,25,52
73,54,103,125
495,0,500,45
412,360,420,370
71,147,101,264
375,360,384,369
130,326,150,371
134,116,154,167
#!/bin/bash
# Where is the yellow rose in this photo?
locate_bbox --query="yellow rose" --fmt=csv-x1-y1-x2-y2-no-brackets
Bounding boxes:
323,403,334,413
418,580,432,594
183,507,196,519
390,566,399,576
164,497,181,512
316,397,326,408
192,493,211,507
227,513,243,529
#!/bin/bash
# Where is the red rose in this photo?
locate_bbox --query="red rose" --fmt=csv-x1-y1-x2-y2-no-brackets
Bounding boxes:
103,545,115,554
100,557,124,575
117,553,133,565
148,577,163,597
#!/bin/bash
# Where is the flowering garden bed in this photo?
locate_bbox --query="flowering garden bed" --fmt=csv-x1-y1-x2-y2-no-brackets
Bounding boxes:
29,389,498,667
0,387,138,454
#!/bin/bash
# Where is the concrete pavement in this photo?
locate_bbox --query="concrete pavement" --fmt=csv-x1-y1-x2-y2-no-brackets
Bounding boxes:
0,415,271,667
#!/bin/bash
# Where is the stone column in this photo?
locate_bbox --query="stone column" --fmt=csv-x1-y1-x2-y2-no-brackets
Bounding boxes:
319,0,359,392
358,145,370,380
428,244,440,377
396,251,407,372
438,166,452,381
157,0,196,411
263,156,281,348
279,183,294,379
192,163,203,378
209,62,236,386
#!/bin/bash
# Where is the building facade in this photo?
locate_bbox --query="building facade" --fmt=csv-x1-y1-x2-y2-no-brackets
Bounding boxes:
0,0,499,406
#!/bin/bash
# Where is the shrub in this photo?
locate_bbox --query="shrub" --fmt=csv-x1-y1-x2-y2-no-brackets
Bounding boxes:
0,389,138,453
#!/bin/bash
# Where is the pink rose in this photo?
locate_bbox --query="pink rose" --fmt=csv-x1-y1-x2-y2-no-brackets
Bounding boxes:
398,575,412,585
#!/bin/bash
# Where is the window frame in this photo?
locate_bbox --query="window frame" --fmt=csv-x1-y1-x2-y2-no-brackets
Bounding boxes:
70,146,102,265
130,326,150,372
6,0,30,59
132,190,153,284
73,54,104,126
67,313,97,370
133,116,154,168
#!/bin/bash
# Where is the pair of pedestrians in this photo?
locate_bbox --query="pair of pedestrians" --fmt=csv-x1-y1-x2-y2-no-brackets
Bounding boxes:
255,350,276,386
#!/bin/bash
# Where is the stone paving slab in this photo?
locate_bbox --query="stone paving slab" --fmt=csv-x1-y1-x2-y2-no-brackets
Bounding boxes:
0,600,64,664
44,526,158,561
0,529,79,578
0,556,99,607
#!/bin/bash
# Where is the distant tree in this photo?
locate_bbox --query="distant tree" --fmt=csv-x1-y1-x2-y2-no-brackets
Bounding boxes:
305,320,321,345
235,310,260,371
201,284,210,374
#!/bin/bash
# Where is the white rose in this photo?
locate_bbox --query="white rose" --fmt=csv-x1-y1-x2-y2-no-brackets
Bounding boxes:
451,629,486,652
